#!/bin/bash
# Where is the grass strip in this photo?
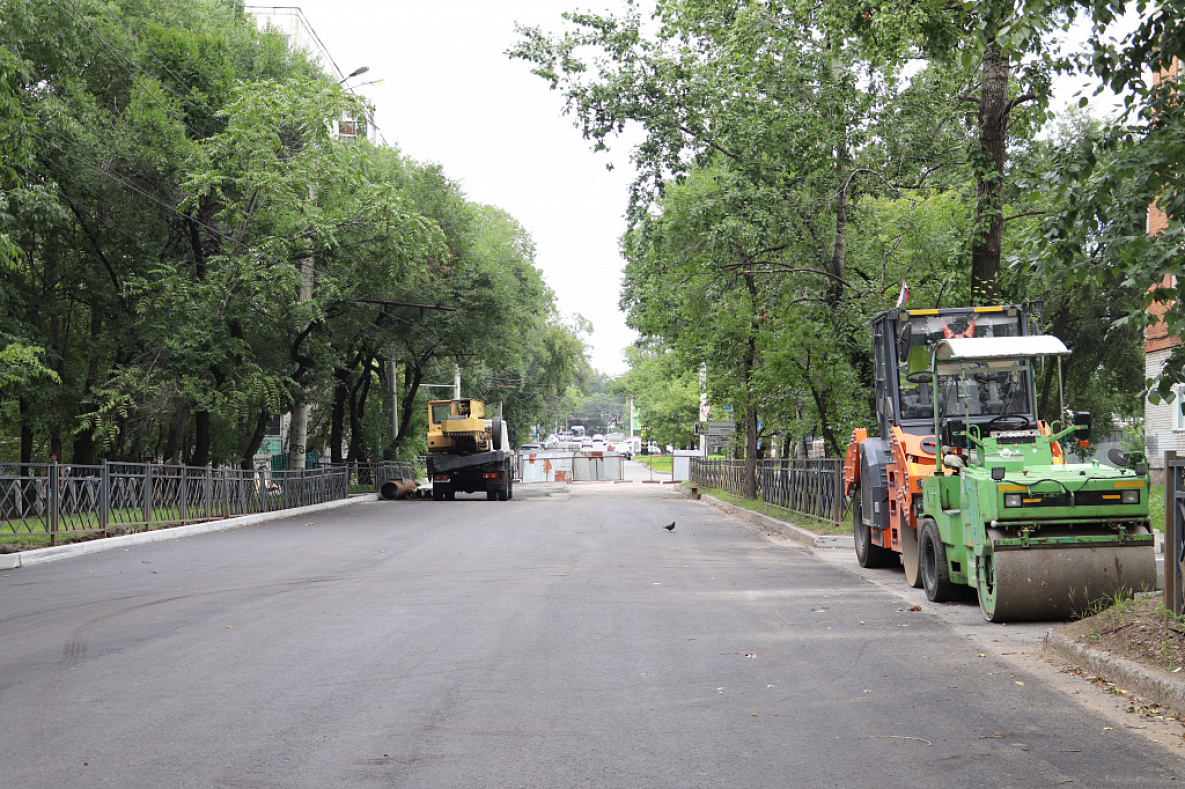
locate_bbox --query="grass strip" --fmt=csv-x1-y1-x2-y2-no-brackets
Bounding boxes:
686,482,851,535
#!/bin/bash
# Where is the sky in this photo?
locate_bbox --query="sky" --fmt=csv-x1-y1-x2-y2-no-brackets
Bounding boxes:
256,1,645,376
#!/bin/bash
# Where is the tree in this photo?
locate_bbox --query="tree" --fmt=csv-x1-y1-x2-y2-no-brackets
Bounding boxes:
0,0,571,469
848,0,1073,299
611,344,698,451
1027,2,1185,403
528,6,1027,481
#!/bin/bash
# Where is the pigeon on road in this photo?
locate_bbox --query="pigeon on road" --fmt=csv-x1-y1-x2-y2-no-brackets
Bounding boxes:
664,522,676,531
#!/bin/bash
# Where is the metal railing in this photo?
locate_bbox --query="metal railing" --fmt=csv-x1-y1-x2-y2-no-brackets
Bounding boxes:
323,461,419,492
690,457,849,524
1166,455,1185,616
0,461,369,545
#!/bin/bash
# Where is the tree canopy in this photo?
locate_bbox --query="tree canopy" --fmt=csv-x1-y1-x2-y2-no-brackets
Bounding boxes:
0,0,589,466
512,0,1151,472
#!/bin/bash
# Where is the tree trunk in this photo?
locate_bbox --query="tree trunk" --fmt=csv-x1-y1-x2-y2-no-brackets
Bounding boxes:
971,39,1009,302
741,270,762,498
191,411,211,467
331,370,349,464
241,409,270,470
393,363,425,454
743,401,759,498
71,307,104,464
163,408,191,464
348,362,373,462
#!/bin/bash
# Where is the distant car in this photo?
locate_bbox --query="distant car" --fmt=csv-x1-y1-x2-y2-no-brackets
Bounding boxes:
520,443,541,451
580,438,595,450
612,442,632,460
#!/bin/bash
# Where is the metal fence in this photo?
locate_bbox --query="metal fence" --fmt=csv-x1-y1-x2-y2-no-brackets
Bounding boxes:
0,459,415,545
690,457,849,524
1166,455,1185,616
324,461,419,492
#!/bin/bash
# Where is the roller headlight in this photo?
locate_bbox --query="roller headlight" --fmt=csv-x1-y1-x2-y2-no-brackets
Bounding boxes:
1004,493,1023,508
1120,490,1140,505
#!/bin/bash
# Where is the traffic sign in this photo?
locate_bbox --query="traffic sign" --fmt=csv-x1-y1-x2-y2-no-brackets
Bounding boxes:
706,421,735,436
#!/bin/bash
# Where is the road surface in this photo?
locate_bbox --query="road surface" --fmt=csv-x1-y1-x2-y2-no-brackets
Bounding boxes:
0,476,1181,787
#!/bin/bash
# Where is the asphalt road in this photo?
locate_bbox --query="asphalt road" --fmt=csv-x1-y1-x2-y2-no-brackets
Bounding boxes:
1,478,1182,788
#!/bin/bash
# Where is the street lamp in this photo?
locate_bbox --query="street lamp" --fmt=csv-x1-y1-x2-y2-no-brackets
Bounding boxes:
338,66,369,85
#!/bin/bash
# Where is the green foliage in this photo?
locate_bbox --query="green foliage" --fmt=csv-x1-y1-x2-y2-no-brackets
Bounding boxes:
612,344,697,450
1024,3,1185,402
0,0,586,466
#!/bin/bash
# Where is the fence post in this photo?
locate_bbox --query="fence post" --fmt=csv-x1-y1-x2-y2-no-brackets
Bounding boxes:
834,458,844,523
48,461,59,547
100,460,110,534
1168,454,1183,617
143,464,153,527
179,465,188,522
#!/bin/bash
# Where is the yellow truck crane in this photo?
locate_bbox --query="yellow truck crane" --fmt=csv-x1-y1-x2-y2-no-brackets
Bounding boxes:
844,304,1156,621
426,399,513,501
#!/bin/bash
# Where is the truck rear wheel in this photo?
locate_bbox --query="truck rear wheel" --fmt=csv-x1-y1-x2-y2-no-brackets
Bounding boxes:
853,485,895,568
920,518,955,602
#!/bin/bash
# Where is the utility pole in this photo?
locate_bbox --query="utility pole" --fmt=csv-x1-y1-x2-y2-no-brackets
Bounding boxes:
388,360,399,443
289,214,315,471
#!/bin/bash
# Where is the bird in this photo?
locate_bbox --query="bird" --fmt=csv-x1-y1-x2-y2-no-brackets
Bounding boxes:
664,522,676,532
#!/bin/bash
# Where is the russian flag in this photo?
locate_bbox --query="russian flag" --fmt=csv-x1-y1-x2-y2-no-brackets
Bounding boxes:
895,282,909,308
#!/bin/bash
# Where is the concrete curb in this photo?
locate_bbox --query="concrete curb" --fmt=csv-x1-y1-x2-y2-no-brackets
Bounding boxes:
6,493,379,570
687,489,853,549
1043,631,1185,717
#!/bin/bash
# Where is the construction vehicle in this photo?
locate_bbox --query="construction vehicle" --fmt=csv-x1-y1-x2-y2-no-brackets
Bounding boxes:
843,305,1155,622
426,398,514,501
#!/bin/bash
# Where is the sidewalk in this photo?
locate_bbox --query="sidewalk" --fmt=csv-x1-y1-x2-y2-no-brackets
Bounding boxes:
687,487,1185,719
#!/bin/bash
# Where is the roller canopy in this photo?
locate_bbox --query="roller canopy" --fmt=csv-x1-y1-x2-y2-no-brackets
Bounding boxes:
935,335,1069,371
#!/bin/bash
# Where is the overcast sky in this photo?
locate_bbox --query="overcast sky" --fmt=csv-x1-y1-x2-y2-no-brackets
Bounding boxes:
259,1,645,376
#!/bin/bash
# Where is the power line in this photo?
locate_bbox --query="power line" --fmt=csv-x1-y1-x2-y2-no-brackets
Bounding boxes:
26,126,267,261
46,0,210,141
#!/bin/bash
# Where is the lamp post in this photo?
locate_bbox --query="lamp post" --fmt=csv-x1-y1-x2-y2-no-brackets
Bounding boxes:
338,66,369,84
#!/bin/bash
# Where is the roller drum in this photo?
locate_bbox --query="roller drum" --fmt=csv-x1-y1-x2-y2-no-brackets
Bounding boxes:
978,532,1157,623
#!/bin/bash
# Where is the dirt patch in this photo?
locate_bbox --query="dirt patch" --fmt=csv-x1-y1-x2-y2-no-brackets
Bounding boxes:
1054,594,1185,677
